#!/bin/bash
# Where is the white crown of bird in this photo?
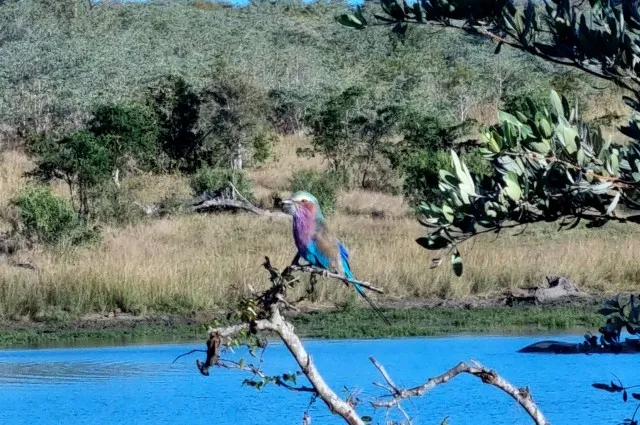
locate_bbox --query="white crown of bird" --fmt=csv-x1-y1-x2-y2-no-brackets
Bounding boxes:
291,191,319,206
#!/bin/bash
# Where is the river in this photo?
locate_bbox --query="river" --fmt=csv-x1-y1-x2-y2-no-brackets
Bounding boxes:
0,334,636,424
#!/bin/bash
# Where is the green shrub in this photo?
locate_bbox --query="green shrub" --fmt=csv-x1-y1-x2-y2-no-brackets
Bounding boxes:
189,167,256,203
11,186,98,246
502,89,549,117
91,183,145,226
267,88,308,135
27,130,113,217
250,131,277,165
401,149,451,208
88,102,160,173
199,65,271,170
146,75,203,172
290,169,342,215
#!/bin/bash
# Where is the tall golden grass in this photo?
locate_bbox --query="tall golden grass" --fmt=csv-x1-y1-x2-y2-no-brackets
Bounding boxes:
1,133,640,319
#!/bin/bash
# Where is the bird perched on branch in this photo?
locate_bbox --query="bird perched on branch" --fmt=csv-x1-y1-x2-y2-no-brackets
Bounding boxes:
281,191,390,325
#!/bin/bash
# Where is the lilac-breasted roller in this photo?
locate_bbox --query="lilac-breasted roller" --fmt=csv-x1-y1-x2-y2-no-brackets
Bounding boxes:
281,191,390,325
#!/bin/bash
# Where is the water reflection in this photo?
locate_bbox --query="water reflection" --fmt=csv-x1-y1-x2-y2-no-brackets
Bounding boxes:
0,361,160,385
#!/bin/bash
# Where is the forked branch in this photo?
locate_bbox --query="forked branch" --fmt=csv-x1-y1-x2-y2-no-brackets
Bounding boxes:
369,357,549,425
187,259,548,425
197,309,366,425
288,264,385,294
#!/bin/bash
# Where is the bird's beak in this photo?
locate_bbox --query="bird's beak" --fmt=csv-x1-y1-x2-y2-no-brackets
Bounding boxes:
280,199,294,213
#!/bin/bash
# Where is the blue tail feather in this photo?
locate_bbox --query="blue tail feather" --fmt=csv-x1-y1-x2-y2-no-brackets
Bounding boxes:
338,241,389,325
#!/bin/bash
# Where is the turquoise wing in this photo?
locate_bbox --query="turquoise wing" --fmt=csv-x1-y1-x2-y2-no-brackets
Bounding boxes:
303,239,332,270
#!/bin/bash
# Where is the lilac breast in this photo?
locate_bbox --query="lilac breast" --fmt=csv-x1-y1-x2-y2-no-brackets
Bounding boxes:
292,207,315,253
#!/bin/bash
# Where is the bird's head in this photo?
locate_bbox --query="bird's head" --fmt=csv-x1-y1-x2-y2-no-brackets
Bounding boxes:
281,191,324,219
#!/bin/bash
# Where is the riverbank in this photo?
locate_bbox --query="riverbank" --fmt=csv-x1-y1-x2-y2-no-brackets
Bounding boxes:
0,298,606,348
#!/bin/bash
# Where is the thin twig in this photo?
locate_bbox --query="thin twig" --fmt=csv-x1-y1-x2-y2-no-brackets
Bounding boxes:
369,356,400,394
289,265,384,294
218,358,316,393
172,349,207,364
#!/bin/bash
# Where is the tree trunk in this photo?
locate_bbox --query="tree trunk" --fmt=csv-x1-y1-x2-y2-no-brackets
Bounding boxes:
257,310,366,425
113,168,120,189
231,149,243,170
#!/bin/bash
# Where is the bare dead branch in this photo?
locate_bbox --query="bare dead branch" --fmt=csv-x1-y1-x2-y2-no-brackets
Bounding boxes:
192,197,289,218
188,259,548,425
197,306,366,425
288,264,385,294
172,349,207,364
369,357,549,425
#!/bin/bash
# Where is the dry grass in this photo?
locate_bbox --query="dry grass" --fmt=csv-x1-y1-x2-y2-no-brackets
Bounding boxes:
2,135,640,319
2,211,640,319
249,134,325,204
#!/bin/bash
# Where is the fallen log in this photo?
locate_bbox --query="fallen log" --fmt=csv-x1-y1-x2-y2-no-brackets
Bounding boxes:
191,197,290,219
505,276,587,306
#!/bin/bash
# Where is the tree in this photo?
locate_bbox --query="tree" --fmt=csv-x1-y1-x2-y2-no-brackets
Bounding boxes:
338,3,640,420
88,103,159,186
302,86,400,188
27,130,112,217
336,0,640,272
146,75,204,172
200,69,271,171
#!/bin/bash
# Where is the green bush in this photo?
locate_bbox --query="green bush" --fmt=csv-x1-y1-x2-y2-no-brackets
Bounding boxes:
199,65,271,170
189,167,256,203
26,130,112,217
91,183,145,226
11,186,98,246
401,149,451,208
250,131,277,165
502,89,549,118
290,169,342,215
88,102,160,172
146,75,203,172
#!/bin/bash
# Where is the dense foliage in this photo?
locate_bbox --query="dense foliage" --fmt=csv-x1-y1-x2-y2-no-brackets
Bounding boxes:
11,186,97,247
290,169,342,214
190,167,256,203
339,0,640,274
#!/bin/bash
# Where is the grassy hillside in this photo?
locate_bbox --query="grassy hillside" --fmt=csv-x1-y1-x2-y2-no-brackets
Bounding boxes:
0,0,637,323
0,0,627,141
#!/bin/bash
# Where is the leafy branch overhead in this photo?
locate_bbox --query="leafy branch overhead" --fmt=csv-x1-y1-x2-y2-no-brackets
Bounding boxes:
339,0,640,275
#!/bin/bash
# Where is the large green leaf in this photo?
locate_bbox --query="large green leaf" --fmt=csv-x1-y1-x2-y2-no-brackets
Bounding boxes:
498,111,522,127
557,123,578,154
336,14,367,29
450,150,476,203
503,171,522,201
549,90,564,119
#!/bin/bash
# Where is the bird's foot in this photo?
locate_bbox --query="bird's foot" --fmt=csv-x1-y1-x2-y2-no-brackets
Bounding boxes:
321,270,329,278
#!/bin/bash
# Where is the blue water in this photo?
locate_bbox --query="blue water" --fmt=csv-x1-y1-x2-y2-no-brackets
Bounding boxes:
0,335,636,425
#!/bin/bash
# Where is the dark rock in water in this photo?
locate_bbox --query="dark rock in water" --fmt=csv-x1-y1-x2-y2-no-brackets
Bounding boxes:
519,339,640,354
518,340,584,354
